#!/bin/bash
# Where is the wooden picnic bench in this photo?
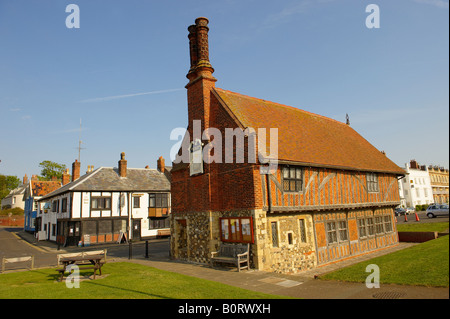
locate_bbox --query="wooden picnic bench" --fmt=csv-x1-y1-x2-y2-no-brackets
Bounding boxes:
210,243,250,272
157,229,171,238
56,250,107,281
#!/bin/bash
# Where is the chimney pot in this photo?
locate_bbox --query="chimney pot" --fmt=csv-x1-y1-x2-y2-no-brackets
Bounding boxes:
186,17,215,83
157,156,165,173
119,152,127,178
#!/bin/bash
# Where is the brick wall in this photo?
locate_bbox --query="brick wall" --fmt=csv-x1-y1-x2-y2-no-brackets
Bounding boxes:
0,215,25,227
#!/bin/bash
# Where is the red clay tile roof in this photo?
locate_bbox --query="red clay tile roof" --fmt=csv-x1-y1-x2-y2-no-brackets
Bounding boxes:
213,87,405,175
31,180,61,197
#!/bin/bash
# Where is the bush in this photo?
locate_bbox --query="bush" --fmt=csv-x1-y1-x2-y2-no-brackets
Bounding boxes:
0,207,24,216
415,204,430,211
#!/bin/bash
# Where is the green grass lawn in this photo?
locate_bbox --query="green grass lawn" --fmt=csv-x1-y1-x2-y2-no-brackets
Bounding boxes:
0,262,287,299
321,236,449,287
396,221,449,233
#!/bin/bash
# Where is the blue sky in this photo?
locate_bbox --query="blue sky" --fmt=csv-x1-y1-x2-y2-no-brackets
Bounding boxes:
0,0,448,180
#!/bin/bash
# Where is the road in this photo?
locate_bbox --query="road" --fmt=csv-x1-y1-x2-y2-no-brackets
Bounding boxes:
395,211,449,225
0,227,170,272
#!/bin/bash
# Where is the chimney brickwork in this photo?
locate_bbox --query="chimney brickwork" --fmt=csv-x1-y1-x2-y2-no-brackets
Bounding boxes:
72,160,80,182
62,169,71,185
186,17,217,135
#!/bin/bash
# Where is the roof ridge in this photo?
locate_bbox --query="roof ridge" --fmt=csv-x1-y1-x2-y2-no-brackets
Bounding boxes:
214,87,347,126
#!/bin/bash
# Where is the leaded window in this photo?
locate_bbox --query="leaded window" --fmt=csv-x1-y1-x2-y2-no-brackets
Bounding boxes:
282,166,303,192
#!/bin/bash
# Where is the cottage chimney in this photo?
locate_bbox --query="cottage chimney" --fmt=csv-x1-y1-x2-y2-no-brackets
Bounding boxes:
118,152,127,178
186,17,217,135
157,156,165,173
51,176,58,181
72,159,81,182
410,159,418,169
31,174,38,181
62,169,71,185
23,174,28,185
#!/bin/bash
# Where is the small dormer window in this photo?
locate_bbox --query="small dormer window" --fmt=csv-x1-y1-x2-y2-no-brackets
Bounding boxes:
367,173,379,192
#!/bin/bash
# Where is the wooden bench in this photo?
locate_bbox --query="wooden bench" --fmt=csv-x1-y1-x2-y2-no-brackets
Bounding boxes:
157,229,171,238
1,256,34,273
56,255,105,281
57,250,107,266
210,243,250,272
56,250,107,281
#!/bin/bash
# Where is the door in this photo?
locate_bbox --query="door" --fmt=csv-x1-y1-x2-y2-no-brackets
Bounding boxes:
132,219,141,241
67,221,81,246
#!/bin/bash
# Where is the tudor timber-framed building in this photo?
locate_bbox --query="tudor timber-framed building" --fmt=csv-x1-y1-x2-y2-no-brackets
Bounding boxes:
170,17,405,274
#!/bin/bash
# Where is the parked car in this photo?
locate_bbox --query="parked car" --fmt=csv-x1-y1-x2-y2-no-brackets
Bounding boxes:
405,207,415,215
395,207,407,216
426,204,449,218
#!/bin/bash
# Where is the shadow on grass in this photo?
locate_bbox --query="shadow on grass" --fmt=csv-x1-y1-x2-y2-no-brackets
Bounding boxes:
33,268,173,299
81,280,174,299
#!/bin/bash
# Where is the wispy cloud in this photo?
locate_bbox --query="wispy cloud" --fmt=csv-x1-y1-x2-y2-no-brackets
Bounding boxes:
50,127,88,134
413,0,449,8
80,88,184,103
9,107,22,112
262,0,335,29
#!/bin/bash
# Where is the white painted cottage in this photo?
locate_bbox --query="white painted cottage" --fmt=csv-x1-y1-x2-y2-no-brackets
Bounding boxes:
37,153,171,246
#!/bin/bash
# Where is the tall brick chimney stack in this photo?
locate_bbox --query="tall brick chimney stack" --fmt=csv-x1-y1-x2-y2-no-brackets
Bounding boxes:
157,156,165,173
62,169,71,185
72,160,81,182
23,174,28,185
118,152,127,178
186,17,217,135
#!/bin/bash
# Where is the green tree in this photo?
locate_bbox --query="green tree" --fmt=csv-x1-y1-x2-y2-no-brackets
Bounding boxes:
39,160,66,181
0,175,21,201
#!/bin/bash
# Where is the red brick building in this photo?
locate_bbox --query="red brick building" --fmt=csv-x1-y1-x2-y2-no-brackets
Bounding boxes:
170,17,405,273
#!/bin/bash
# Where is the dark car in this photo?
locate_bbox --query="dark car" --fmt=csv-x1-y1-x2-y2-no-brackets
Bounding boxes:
394,207,407,216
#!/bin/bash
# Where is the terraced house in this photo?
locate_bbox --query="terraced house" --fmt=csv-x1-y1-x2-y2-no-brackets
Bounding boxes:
170,18,405,274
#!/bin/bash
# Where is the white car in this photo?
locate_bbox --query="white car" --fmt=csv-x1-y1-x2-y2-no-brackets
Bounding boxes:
426,204,449,218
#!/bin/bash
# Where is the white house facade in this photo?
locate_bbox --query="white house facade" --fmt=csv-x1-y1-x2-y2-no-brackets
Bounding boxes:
400,160,434,208
37,154,171,246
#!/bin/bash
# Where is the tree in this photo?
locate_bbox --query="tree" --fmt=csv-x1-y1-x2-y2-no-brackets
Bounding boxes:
39,160,66,181
0,175,21,201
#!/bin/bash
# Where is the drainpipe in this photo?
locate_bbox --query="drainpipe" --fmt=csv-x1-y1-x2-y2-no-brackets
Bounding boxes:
128,192,133,259
266,174,272,213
